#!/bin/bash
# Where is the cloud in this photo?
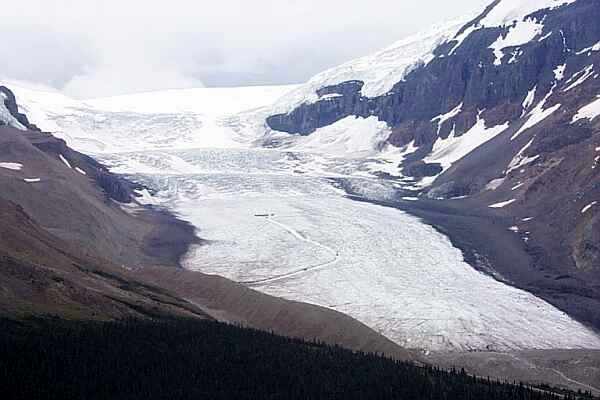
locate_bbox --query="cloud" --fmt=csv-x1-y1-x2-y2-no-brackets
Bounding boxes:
1,0,490,98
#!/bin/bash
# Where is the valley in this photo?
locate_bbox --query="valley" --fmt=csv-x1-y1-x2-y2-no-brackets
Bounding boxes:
9,81,600,353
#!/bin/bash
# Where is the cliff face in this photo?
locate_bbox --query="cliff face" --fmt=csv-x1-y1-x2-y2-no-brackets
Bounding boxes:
265,0,600,329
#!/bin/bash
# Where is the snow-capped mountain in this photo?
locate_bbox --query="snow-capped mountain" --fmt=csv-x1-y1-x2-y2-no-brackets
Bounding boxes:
265,0,600,331
3,0,600,352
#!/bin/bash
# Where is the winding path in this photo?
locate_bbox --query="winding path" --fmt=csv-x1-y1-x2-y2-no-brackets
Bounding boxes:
240,216,340,286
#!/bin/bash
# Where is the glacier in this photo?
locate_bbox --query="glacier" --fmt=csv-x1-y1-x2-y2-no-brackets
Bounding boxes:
7,79,600,352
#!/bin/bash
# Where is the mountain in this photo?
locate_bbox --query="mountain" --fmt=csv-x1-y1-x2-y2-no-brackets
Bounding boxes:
3,0,600,394
264,0,600,331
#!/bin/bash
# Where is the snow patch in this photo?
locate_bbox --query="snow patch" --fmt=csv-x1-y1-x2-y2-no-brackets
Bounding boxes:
563,65,595,92
59,154,72,169
554,64,566,81
489,199,517,208
576,41,600,55
490,18,545,66
431,102,463,134
424,114,509,171
572,96,600,123
23,178,41,183
0,162,23,171
485,177,505,191
507,138,540,174
581,201,597,214
478,0,576,27
285,116,391,157
522,87,537,112
75,167,87,175
538,31,553,42
512,86,560,140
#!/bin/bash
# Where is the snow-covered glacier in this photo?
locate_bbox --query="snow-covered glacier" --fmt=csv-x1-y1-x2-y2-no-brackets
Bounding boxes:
6,60,600,352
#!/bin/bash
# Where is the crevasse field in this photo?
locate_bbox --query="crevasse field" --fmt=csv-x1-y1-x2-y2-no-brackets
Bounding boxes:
10,81,600,352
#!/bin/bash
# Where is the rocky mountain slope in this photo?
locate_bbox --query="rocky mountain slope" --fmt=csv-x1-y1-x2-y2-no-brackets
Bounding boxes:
264,0,600,330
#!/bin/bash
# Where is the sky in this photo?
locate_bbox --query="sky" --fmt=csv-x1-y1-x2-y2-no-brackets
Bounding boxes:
2,0,488,98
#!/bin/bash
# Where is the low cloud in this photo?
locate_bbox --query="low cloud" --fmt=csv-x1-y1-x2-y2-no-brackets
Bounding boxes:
2,0,488,98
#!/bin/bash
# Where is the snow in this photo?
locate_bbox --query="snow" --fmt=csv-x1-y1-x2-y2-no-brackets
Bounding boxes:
576,41,600,55
0,162,23,171
6,81,297,155
506,138,540,174
511,182,525,191
581,201,597,214
478,0,575,27
75,167,87,175
522,217,534,222
478,0,576,66
522,86,537,110
0,94,26,131
489,199,517,208
572,96,600,123
448,25,478,55
538,31,553,42
363,142,417,177
509,226,520,232
511,86,560,140
270,18,468,114
134,189,158,205
490,18,545,66
563,65,595,92
59,154,72,169
424,114,509,171
23,178,41,183
554,64,566,81
485,177,505,191
318,93,343,101
431,102,463,134
282,116,391,157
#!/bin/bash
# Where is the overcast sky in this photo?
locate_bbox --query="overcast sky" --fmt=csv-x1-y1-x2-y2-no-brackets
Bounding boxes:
2,0,489,98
